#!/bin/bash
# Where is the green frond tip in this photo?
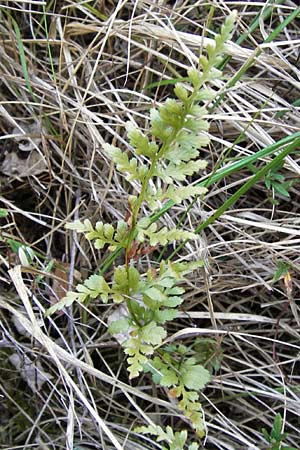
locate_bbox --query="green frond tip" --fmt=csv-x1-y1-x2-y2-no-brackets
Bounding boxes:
67,218,129,250
123,322,167,378
124,336,154,379
66,218,93,233
139,223,197,246
45,291,79,317
135,424,199,450
221,10,237,42
45,273,110,317
126,122,158,158
195,10,236,81
181,358,211,391
103,143,147,180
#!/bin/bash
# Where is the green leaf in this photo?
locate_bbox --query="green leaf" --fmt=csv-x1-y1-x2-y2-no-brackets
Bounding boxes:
124,334,154,378
181,360,211,390
86,274,108,296
108,317,130,335
273,261,290,282
150,108,173,142
144,286,166,302
128,266,141,292
163,296,184,307
103,143,144,181
144,225,196,246
271,413,283,440
272,182,290,198
111,266,128,302
162,260,204,279
77,273,110,302
127,354,148,378
178,130,210,149
169,430,187,449
126,122,158,158
195,88,215,101
155,309,179,324
265,178,271,190
164,185,207,204
113,266,128,288
271,173,285,181
135,425,170,442
67,219,129,250
145,357,179,387
66,218,93,233
188,443,199,450
188,67,202,88
45,291,79,316
156,160,207,183
155,277,175,288
114,220,129,244
163,141,199,164
46,272,111,316
103,223,114,240
0,208,8,218
261,427,270,441
174,83,189,102
135,424,197,450
184,117,209,133
137,217,151,229
141,321,167,345
159,366,179,387
159,99,184,129
167,286,185,295
177,389,205,436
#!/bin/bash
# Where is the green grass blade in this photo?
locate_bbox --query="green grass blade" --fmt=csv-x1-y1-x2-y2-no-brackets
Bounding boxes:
154,131,300,221
166,135,300,260
10,15,36,101
211,5,300,111
218,0,284,71
99,132,300,273
145,1,285,91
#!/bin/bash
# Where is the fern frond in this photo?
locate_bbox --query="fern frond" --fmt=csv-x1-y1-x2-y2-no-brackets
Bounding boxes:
124,321,167,378
111,265,142,303
139,223,196,246
126,122,158,158
45,273,110,316
67,219,129,250
103,143,147,181
164,185,207,203
155,159,207,183
176,388,206,437
66,218,94,233
144,183,207,209
135,425,199,450
198,10,237,82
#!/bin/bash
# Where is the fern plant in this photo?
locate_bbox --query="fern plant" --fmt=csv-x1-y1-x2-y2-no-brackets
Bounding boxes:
46,12,236,445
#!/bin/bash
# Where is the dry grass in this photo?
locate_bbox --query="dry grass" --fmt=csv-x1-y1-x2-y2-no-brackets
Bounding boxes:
0,1,300,449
